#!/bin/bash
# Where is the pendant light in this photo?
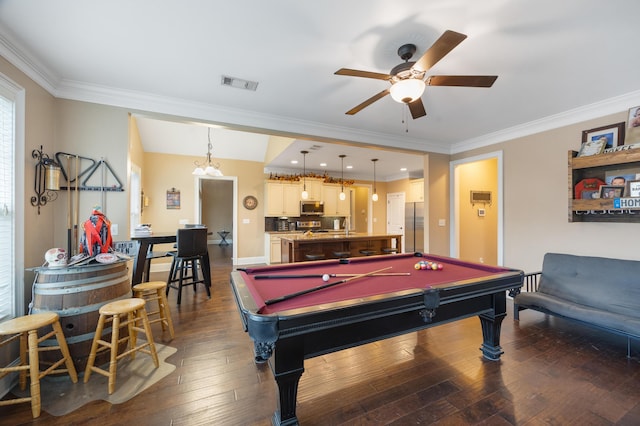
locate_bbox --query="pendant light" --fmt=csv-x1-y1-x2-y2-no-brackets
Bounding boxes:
301,150,309,200
192,127,223,176
371,158,379,202
339,154,346,201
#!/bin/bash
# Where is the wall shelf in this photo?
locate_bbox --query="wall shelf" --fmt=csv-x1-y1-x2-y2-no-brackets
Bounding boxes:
568,149,640,223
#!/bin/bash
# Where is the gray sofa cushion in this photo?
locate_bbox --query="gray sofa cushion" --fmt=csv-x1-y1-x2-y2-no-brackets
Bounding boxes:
515,292,640,336
536,253,640,319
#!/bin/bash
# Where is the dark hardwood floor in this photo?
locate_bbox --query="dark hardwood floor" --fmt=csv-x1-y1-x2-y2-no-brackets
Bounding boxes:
3,245,640,425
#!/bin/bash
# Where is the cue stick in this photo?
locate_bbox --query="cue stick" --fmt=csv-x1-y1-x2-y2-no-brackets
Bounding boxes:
73,155,79,255
263,266,392,306
66,155,72,256
255,272,410,279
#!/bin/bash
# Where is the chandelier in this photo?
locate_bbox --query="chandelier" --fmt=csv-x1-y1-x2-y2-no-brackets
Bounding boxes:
192,127,223,176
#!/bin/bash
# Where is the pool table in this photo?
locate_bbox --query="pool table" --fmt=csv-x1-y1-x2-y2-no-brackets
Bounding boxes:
231,253,523,426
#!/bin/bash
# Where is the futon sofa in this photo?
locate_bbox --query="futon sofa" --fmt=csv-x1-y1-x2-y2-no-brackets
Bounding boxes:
513,252,640,357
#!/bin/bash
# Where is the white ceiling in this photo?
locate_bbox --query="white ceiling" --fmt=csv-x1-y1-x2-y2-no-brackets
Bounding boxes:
2,1,640,179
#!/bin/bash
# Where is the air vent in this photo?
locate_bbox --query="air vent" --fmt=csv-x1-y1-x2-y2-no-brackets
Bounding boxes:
221,75,259,91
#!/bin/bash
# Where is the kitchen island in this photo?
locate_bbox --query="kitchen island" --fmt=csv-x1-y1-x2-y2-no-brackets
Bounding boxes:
280,232,402,262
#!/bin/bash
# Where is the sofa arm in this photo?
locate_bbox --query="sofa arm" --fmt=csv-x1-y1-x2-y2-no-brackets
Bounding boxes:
524,271,541,292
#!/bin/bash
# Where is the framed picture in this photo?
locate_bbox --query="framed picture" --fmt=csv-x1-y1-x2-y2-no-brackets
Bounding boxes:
628,180,640,197
166,188,180,209
581,189,599,199
625,106,640,145
581,122,625,151
577,138,606,157
605,168,640,187
599,185,624,199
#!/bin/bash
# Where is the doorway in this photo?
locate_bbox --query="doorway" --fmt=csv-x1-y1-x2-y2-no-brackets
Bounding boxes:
194,176,238,265
450,151,503,265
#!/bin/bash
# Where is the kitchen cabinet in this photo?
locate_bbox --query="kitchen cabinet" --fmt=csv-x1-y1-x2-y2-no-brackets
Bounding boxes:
265,181,301,216
322,184,350,216
302,178,323,201
408,179,424,202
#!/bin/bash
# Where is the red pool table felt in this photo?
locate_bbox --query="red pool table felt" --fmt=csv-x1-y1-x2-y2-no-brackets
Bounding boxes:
239,253,510,315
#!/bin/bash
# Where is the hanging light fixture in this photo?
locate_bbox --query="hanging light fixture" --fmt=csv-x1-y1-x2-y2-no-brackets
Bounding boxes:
371,158,379,202
192,127,223,176
389,77,426,104
300,150,309,200
339,154,346,201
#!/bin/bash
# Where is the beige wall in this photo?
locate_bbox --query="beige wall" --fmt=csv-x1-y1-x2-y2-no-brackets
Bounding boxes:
452,111,637,273
52,100,130,249
426,153,451,256
457,158,498,264
1,56,56,312
142,152,266,260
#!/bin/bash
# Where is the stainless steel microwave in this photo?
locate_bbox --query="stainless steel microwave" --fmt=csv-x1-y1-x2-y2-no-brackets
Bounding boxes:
300,201,324,215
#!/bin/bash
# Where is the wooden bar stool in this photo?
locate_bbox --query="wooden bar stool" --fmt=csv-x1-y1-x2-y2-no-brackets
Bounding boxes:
132,281,175,339
84,298,159,394
0,312,78,418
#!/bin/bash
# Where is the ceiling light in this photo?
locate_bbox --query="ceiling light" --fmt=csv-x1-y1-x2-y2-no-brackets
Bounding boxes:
301,150,309,200
389,79,426,104
291,160,298,164
192,128,223,176
339,154,346,201
371,159,378,202
320,162,327,167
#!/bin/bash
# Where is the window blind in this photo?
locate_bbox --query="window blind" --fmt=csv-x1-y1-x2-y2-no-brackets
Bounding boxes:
0,90,15,321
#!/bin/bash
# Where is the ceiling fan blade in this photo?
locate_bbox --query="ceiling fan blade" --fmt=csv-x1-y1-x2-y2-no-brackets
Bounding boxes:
427,75,498,87
408,98,426,119
413,30,467,73
335,68,392,81
345,89,390,115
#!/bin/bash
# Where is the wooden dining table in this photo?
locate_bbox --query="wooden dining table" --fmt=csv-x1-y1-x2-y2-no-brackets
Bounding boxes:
131,231,213,287
130,232,177,285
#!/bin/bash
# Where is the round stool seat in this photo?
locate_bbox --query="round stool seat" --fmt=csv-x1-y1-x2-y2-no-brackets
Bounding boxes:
359,250,377,256
305,253,326,261
0,312,59,334
381,248,398,254
99,298,146,315
132,281,166,292
333,251,350,258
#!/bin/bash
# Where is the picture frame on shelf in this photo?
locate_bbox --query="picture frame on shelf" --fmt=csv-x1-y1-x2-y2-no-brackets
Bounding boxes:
577,138,606,157
580,189,599,200
624,106,640,145
581,122,625,152
628,180,640,197
599,185,624,199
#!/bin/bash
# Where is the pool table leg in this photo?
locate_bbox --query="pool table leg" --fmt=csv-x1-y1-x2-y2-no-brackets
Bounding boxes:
478,293,507,360
269,340,305,426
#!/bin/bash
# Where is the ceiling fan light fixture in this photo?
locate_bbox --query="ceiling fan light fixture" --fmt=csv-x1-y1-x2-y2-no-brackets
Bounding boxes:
390,79,426,104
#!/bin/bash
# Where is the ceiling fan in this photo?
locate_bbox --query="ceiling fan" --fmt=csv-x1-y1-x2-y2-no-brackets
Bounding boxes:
334,30,498,119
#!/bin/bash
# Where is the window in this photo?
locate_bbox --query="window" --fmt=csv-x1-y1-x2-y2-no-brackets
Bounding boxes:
0,73,25,321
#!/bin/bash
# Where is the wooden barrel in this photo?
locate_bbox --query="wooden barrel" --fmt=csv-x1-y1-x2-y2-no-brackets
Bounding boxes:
30,261,131,372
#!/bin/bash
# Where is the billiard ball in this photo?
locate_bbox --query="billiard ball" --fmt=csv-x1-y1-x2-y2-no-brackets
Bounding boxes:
437,263,444,270
322,274,330,282
414,262,422,270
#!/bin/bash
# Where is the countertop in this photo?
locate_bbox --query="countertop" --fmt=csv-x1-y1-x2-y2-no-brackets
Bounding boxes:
279,232,401,241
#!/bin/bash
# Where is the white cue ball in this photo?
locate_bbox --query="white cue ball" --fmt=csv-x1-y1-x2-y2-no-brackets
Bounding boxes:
322,274,330,282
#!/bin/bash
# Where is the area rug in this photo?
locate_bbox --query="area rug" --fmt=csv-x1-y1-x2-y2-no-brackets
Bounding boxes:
12,342,177,416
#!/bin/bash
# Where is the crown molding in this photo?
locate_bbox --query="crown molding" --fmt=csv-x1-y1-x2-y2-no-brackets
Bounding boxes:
451,90,640,154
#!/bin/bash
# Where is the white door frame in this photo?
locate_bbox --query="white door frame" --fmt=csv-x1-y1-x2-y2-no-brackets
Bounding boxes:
194,175,238,264
449,151,504,265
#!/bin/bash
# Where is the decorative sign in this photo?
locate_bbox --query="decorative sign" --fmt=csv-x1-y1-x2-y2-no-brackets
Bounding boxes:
166,188,180,209
613,198,640,209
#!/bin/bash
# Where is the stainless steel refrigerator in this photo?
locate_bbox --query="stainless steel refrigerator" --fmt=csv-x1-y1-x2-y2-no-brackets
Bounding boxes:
404,202,424,253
